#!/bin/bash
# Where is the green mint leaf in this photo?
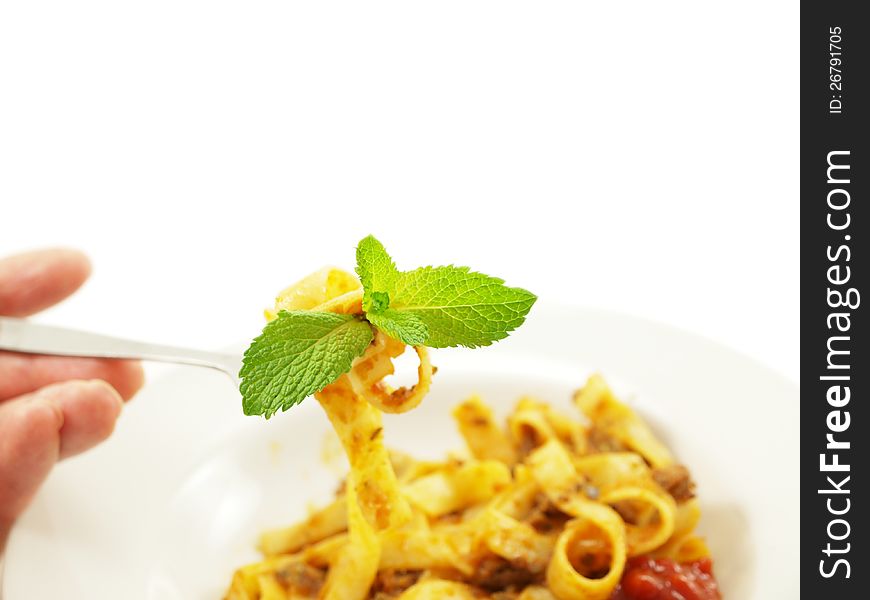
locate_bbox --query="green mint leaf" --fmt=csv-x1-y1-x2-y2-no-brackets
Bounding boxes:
369,291,390,314
386,266,537,348
356,235,398,312
367,309,429,346
240,311,373,418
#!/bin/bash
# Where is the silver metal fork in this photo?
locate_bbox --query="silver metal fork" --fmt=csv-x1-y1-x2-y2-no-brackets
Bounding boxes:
0,317,242,385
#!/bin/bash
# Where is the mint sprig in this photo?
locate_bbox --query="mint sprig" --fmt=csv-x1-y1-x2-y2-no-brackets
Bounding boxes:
355,235,398,313
354,239,537,348
240,235,536,417
367,308,428,346
240,311,373,418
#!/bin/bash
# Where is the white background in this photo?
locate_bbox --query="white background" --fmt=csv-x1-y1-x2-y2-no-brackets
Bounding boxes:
0,1,799,382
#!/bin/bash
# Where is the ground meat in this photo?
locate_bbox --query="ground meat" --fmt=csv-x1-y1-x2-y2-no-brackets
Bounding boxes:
437,510,466,525
525,493,571,533
652,464,696,502
369,570,423,597
587,426,628,453
610,499,646,525
274,562,326,597
514,424,545,459
469,556,539,592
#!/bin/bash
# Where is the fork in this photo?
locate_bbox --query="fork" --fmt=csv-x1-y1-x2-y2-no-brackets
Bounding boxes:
0,317,242,385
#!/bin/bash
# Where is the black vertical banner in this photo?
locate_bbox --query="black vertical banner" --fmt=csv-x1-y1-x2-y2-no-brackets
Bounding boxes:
802,2,868,597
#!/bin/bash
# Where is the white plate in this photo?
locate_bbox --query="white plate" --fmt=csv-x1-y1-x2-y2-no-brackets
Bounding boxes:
3,305,799,599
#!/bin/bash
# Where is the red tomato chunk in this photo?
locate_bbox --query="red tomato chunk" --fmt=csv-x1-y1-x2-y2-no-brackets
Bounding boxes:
610,557,722,600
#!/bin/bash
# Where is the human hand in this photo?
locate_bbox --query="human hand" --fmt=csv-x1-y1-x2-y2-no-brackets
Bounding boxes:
0,249,144,551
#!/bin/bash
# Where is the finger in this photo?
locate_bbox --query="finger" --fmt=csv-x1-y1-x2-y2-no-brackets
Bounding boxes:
0,385,64,527
0,381,123,522
0,248,91,317
0,353,144,402
51,379,124,459
0,381,125,538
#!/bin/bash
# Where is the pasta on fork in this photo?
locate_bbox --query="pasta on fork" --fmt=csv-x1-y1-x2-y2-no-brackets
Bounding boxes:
224,267,720,600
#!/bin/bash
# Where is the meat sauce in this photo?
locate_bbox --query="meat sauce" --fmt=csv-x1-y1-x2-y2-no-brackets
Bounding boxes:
610,557,721,600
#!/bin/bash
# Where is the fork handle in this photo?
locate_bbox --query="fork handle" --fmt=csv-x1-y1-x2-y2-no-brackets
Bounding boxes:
0,317,240,383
